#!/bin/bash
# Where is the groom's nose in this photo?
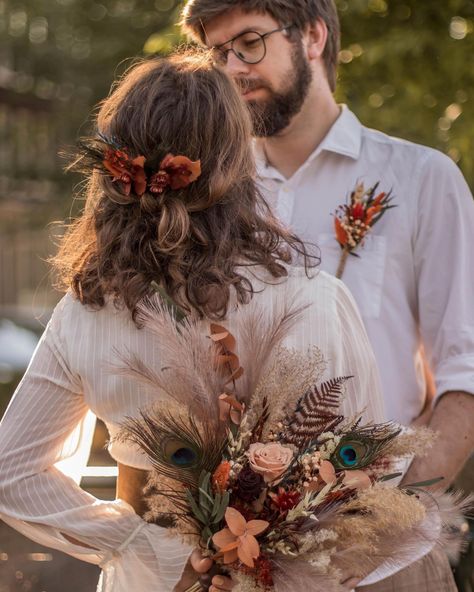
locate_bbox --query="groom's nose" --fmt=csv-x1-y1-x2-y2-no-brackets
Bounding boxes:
224,51,252,77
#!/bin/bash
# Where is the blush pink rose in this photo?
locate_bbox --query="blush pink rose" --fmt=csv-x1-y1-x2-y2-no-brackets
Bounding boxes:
248,442,294,483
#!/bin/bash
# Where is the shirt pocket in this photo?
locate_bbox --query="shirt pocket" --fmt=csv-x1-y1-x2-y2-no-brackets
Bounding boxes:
317,233,387,319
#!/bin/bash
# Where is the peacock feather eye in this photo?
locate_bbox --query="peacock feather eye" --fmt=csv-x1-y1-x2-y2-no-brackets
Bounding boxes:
164,439,199,468
331,438,370,470
339,444,358,467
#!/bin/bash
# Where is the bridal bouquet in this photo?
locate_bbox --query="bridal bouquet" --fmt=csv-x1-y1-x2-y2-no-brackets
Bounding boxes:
117,297,469,592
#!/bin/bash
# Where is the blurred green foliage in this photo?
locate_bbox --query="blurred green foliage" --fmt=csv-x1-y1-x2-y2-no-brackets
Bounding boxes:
335,0,474,185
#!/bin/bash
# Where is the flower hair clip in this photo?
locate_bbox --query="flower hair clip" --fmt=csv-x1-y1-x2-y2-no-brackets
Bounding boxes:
148,154,202,195
75,134,201,198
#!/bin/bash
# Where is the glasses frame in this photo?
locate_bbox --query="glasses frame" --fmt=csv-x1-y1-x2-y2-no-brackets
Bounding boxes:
212,24,294,66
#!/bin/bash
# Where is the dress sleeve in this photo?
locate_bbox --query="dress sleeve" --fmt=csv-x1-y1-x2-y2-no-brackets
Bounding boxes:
413,151,474,402
333,278,386,424
0,299,192,592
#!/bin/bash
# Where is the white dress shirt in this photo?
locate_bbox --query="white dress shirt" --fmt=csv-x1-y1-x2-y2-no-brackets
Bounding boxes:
0,269,386,591
256,106,474,424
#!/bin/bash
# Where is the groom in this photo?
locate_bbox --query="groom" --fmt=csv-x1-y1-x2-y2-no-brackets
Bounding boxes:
180,0,474,590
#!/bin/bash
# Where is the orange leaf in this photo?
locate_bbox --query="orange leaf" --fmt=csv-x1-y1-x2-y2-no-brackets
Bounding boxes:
218,394,244,411
319,460,337,484
343,470,372,490
334,217,348,246
223,366,244,386
373,192,386,206
217,353,240,371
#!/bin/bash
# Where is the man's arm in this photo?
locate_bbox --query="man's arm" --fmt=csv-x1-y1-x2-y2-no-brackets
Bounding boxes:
402,391,474,489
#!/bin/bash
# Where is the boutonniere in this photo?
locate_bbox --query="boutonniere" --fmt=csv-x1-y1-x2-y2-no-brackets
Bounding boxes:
333,182,395,279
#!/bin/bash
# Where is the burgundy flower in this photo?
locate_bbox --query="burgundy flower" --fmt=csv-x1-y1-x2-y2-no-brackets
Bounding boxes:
269,488,301,513
236,466,265,503
149,171,171,195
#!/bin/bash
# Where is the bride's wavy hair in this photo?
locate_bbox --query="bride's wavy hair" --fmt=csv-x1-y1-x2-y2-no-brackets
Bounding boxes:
53,51,318,321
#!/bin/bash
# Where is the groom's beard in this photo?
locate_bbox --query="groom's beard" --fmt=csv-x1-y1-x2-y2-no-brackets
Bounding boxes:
237,45,312,137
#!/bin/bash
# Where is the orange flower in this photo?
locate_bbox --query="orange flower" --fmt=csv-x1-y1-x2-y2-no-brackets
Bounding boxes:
160,153,201,190
213,507,269,568
103,148,129,178
334,217,348,246
373,191,386,206
212,461,231,493
365,204,382,225
103,149,147,196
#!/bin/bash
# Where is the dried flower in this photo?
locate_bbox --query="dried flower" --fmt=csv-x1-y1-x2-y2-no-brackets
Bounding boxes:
248,442,294,483
213,507,269,568
101,144,200,197
149,170,170,194
269,488,301,513
333,182,395,278
213,461,231,493
103,149,147,196
236,466,265,502
159,153,201,190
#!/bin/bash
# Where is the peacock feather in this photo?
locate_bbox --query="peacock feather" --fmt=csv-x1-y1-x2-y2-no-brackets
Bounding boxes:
119,405,227,490
330,422,402,470
280,376,352,446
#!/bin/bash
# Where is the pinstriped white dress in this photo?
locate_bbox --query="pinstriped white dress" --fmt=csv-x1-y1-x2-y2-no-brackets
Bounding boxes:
0,268,386,591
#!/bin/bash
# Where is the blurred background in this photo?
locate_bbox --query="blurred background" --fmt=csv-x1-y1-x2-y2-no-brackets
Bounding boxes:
0,0,473,590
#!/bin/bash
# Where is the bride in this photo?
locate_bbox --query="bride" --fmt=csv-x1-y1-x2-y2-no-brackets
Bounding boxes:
0,51,385,592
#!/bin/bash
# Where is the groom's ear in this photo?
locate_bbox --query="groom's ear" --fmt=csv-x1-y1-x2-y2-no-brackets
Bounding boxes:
305,18,328,61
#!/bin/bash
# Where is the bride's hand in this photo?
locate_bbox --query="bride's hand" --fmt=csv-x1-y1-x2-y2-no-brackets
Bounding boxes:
174,549,212,591
209,573,234,591
174,550,234,591
191,550,234,592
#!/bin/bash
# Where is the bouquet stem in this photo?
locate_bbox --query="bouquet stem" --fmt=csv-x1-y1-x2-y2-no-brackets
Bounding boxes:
336,247,350,279
184,583,204,592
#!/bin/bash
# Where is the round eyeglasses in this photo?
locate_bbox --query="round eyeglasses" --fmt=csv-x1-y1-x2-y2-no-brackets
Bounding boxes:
211,25,294,66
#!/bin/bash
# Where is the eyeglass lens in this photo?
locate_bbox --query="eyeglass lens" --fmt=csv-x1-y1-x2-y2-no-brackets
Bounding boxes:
232,31,266,64
214,31,266,65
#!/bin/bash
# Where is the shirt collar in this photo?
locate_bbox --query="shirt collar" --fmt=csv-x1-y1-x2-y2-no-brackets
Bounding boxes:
318,105,362,160
255,105,363,180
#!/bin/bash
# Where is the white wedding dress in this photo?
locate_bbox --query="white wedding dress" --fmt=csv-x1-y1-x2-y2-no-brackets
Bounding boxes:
0,267,395,591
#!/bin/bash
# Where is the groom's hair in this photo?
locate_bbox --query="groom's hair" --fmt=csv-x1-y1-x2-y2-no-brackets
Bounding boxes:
180,0,340,91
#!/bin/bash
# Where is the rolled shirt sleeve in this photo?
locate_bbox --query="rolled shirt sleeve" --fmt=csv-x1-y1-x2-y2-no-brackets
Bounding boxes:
414,150,474,401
